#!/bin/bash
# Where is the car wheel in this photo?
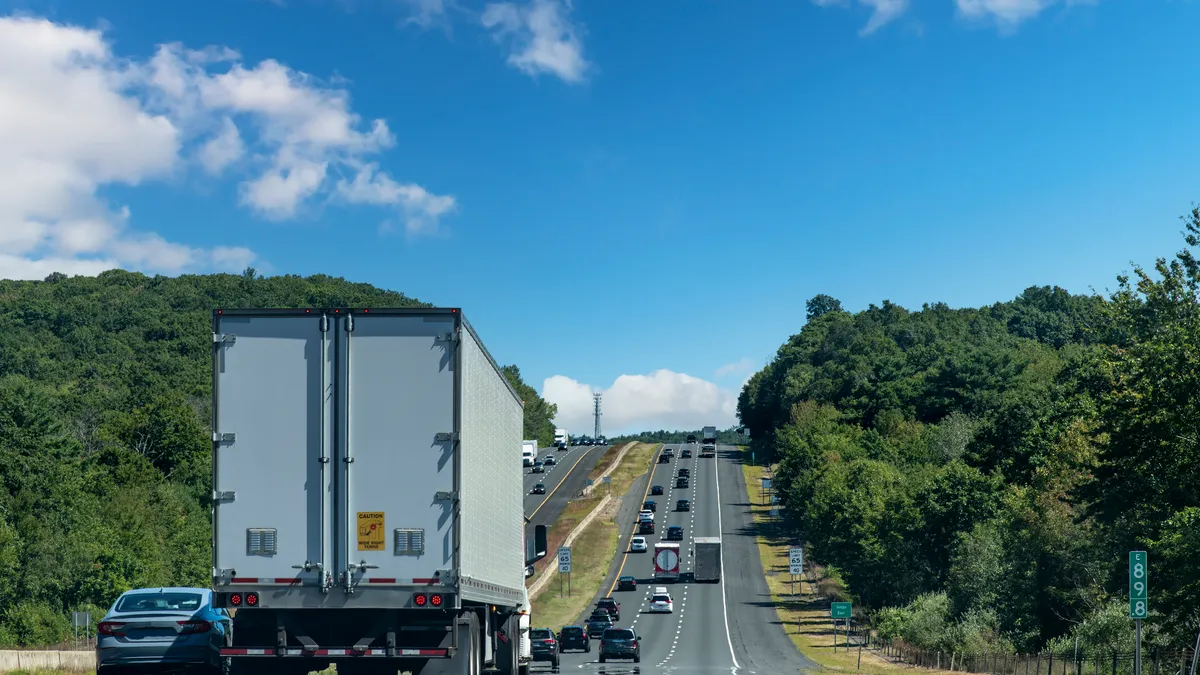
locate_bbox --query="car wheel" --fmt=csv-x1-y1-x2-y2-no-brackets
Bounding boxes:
599,655,606,663
634,655,641,663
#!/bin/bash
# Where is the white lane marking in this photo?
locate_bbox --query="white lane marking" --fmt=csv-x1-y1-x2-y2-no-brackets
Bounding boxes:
714,447,741,670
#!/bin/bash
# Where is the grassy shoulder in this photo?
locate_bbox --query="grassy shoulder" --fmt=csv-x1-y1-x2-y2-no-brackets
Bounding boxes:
529,442,659,632
740,457,938,675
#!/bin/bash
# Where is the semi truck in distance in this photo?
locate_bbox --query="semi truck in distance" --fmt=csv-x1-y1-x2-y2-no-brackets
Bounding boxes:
693,537,722,583
653,542,681,582
522,440,537,467
554,428,569,449
701,425,717,457
210,307,530,675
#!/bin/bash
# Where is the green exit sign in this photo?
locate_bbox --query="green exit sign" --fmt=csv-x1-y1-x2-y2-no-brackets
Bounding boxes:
831,602,852,619
1129,551,1148,619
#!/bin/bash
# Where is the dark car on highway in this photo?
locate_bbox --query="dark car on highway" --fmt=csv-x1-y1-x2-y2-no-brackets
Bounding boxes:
676,477,688,489
529,628,560,668
659,452,671,463
638,521,655,534
677,468,689,478
531,483,546,494
681,448,692,458
531,460,545,473
617,575,637,591
676,499,691,512
586,612,614,639
643,500,656,512
666,525,684,541
686,434,697,444
599,627,641,664
650,485,664,495
595,597,620,621
559,625,590,653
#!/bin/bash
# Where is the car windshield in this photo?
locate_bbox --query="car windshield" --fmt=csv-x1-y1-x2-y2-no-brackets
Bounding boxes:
603,629,635,640
531,629,553,639
115,592,204,612
652,595,670,603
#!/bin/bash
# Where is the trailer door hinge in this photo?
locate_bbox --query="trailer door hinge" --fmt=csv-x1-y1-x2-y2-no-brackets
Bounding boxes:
213,491,236,503
434,491,458,502
435,332,457,344
213,333,236,345
213,432,236,443
434,432,458,442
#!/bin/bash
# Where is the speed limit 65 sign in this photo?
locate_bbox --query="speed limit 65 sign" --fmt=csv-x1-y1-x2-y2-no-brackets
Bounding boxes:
558,547,572,574
1129,551,1147,618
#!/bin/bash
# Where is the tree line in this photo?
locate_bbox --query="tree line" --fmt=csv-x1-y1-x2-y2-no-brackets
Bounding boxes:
738,210,1200,656
0,269,556,646
609,427,746,444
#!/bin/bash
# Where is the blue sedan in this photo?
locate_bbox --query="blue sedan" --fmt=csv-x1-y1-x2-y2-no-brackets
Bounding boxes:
97,587,230,674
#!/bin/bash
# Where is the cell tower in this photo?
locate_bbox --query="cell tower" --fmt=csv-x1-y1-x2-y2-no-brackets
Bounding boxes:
593,392,603,439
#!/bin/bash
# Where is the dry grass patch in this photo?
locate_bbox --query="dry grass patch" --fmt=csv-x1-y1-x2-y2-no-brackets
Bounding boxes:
741,458,940,675
529,443,659,631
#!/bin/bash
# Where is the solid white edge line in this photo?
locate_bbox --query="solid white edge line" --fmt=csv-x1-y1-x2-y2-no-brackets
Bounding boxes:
714,445,741,670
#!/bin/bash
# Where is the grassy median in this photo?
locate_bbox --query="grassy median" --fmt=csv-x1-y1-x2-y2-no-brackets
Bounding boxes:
529,442,659,631
741,455,938,675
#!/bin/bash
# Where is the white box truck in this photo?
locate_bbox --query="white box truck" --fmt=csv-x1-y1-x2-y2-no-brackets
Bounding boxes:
693,537,721,583
211,308,531,675
701,425,717,457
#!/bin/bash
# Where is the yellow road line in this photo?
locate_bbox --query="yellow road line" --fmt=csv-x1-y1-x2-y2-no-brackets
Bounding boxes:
528,445,599,520
605,443,665,596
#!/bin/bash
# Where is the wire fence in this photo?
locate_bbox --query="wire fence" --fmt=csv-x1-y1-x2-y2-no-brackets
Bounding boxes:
836,623,1196,675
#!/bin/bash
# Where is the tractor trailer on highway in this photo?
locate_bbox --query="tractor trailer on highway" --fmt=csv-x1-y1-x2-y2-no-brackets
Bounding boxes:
693,537,721,582
554,428,569,449
210,307,532,675
701,426,717,457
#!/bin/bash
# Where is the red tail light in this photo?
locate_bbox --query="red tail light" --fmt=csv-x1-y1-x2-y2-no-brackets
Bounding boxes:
178,620,212,634
97,622,126,636
414,593,427,606
632,640,638,648
245,592,259,606
229,593,243,606
430,594,443,607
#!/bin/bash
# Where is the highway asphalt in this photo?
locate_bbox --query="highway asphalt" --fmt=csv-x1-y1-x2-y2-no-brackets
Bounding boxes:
524,445,610,541
535,443,816,675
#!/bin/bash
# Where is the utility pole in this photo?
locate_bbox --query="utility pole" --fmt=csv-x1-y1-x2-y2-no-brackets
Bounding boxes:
593,393,602,439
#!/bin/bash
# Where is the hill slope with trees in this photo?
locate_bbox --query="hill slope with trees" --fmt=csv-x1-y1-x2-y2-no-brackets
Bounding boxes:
0,269,554,645
738,211,1200,655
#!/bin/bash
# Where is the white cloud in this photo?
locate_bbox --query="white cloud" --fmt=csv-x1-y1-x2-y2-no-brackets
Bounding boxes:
401,0,450,29
812,0,910,35
0,14,454,280
482,0,587,83
715,358,756,379
335,163,458,235
955,0,1094,27
543,369,738,436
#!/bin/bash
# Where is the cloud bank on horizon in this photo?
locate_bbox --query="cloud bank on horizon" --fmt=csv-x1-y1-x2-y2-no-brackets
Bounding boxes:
543,369,741,436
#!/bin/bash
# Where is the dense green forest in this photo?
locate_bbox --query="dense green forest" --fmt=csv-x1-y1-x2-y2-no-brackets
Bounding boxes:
0,269,556,646
610,427,746,444
738,211,1200,656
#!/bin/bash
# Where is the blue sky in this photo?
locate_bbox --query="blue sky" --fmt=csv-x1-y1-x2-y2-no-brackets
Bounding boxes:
2,0,1199,433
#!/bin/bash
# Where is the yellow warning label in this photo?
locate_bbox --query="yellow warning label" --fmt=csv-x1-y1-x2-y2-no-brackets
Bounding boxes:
357,512,385,551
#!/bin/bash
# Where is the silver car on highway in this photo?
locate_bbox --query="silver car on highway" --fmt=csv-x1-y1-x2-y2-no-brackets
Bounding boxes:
96,587,230,674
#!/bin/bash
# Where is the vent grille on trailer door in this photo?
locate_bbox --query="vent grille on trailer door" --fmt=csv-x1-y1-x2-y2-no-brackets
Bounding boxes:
395,528,425,556
247,528,278,555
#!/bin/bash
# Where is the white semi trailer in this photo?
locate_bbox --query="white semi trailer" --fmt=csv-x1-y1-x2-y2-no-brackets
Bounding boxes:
210,307,531,675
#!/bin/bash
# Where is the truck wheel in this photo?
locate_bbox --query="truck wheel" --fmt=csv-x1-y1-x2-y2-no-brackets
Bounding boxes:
598,655,605,663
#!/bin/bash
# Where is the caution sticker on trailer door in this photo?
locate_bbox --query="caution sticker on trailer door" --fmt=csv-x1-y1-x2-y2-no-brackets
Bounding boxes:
357,512,385,551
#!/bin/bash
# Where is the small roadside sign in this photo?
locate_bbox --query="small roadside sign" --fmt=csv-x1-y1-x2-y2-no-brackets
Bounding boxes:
558,547,572,574
761,478,772,490
1129,551,1148,619
789,548,803,575
72,611,90,627
831,602,852,619
602,476,611,484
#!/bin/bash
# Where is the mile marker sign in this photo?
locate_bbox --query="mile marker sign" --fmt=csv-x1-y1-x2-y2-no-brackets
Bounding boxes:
1129,550,1148,619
